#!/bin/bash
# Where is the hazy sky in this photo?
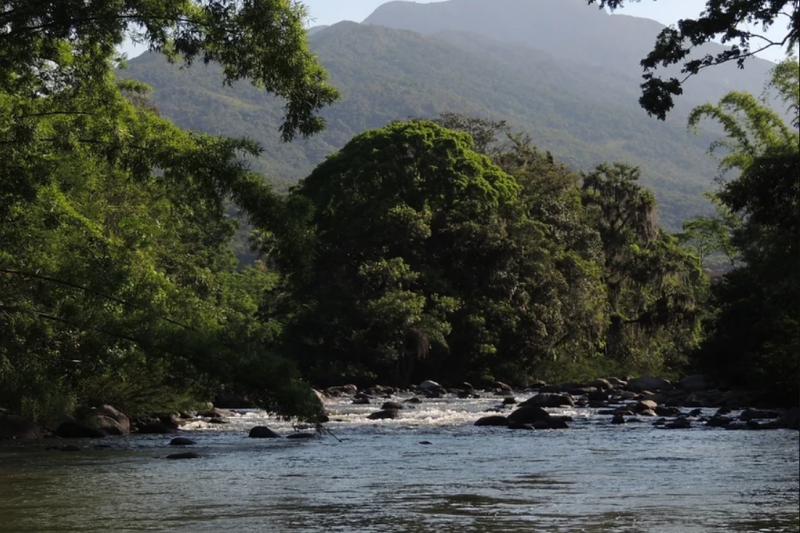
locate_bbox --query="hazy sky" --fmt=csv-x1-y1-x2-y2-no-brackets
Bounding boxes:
121,0,796,62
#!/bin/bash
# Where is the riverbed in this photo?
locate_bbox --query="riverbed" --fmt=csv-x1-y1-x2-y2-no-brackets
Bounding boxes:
1,395,797,532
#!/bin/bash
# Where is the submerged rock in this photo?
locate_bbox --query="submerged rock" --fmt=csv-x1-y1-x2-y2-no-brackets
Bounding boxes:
519,393,574,408
169,437,197,446
506,406,551,425
166,452,200,459
286,432,318,440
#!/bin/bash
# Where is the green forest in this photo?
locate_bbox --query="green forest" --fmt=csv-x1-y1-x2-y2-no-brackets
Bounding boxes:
1,1,798,430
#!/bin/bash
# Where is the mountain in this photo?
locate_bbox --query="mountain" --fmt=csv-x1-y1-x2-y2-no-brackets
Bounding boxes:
120,1,776,229
364,0,775,112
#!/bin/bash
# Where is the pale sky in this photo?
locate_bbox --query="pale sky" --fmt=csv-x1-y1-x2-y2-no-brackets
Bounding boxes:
120,0,796,62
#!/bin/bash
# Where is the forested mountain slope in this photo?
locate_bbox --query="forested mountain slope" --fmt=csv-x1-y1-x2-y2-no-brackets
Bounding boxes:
122,14,754,227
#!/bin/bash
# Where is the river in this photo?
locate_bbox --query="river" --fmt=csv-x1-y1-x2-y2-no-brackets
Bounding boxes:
1,394,798,532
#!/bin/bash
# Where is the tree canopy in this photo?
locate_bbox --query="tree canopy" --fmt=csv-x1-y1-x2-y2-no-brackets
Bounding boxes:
587,0,799,119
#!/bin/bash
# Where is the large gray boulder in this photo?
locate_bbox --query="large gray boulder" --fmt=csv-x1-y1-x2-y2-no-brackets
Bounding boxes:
0,415,41,440
519,393,574,408
83,414,126,436
626,376,673,393
92,405,130,434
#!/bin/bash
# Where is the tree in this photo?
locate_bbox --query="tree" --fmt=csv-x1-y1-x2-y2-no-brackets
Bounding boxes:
586,0,799,119
676,194,739,269
0,0,339,140
688,57,799,404
0,1,337,422
582,163,707,375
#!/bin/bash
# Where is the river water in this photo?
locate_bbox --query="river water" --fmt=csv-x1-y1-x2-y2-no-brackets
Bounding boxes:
1,394,798,533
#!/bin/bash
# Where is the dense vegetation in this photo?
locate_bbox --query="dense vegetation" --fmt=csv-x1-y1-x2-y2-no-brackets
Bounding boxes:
0,1,797,432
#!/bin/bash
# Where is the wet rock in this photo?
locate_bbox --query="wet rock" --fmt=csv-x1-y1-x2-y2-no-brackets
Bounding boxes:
458,389,480,399
286,432,318,440
724,422,748,430
588,390,609,402
706,416,732,427
502,397,517,405
418,380,443,391
381,401,406,411
652,418,667,426
249,426,281,438
638,409,657,417
367,409,400,420
325,384,358,397
626,376,673,393
739,409,780,421
506,406,551,425
352,398,370,405
715,406,733,416
606,377,627,388
635,400,658,413
419,441,433,445
618,390,637,400
56,421,106,439
611,414,626,425
688,409,703,418
474,415,509,427
545,418,569,429
0,415,41,440
166,452,200,459
597,409,616,416
519,393,574,408
404,397,422,404
169,437,196,446
655,406,682,417
665,416,691,429
197,408,233,419
493,382,514,394
208,417,228,424
589,378,613,390
529,380,548,389
508,422,534,430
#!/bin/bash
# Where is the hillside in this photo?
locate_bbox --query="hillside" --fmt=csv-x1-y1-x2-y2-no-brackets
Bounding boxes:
122,16,744,228
364,0,775,111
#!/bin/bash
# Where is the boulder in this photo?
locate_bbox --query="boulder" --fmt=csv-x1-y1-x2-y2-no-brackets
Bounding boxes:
381,401,405,410
545,418,570,429
55,421,106,439
665,416,691,429
507,406,551,425
606,377,627,388
677,374,711,392
418,380,443,391
93,405,130,434
169,437,196,446
249,426,281,438
83,414,125,436
197,408,233,419
655,406,682,417
589,378,613,390
404,397,422,404
208,417,228,424
508,422,534,430
529,380,548,389
352,398,370,405
706,416,732,428
519,393,574,408
367,409,400,420
325,384,358,397
0,415,41,440
626,376,673,393
635,400,658,413
502,397,517,405
611,414,626,424
474,415,508,427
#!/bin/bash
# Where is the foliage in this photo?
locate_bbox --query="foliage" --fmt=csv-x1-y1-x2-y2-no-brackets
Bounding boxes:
689,57,799,405
0,1,336,422
275,117,705,386
588,0,798,119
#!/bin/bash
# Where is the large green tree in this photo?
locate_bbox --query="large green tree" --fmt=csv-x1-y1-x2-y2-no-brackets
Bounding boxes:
689,57,799,404
587,0,799,119
0,0,336,422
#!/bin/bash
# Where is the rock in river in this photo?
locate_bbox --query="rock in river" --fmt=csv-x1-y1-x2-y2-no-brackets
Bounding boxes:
249,426,281,438
367,409,400,420
56,421,106,439
474,415,508,427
